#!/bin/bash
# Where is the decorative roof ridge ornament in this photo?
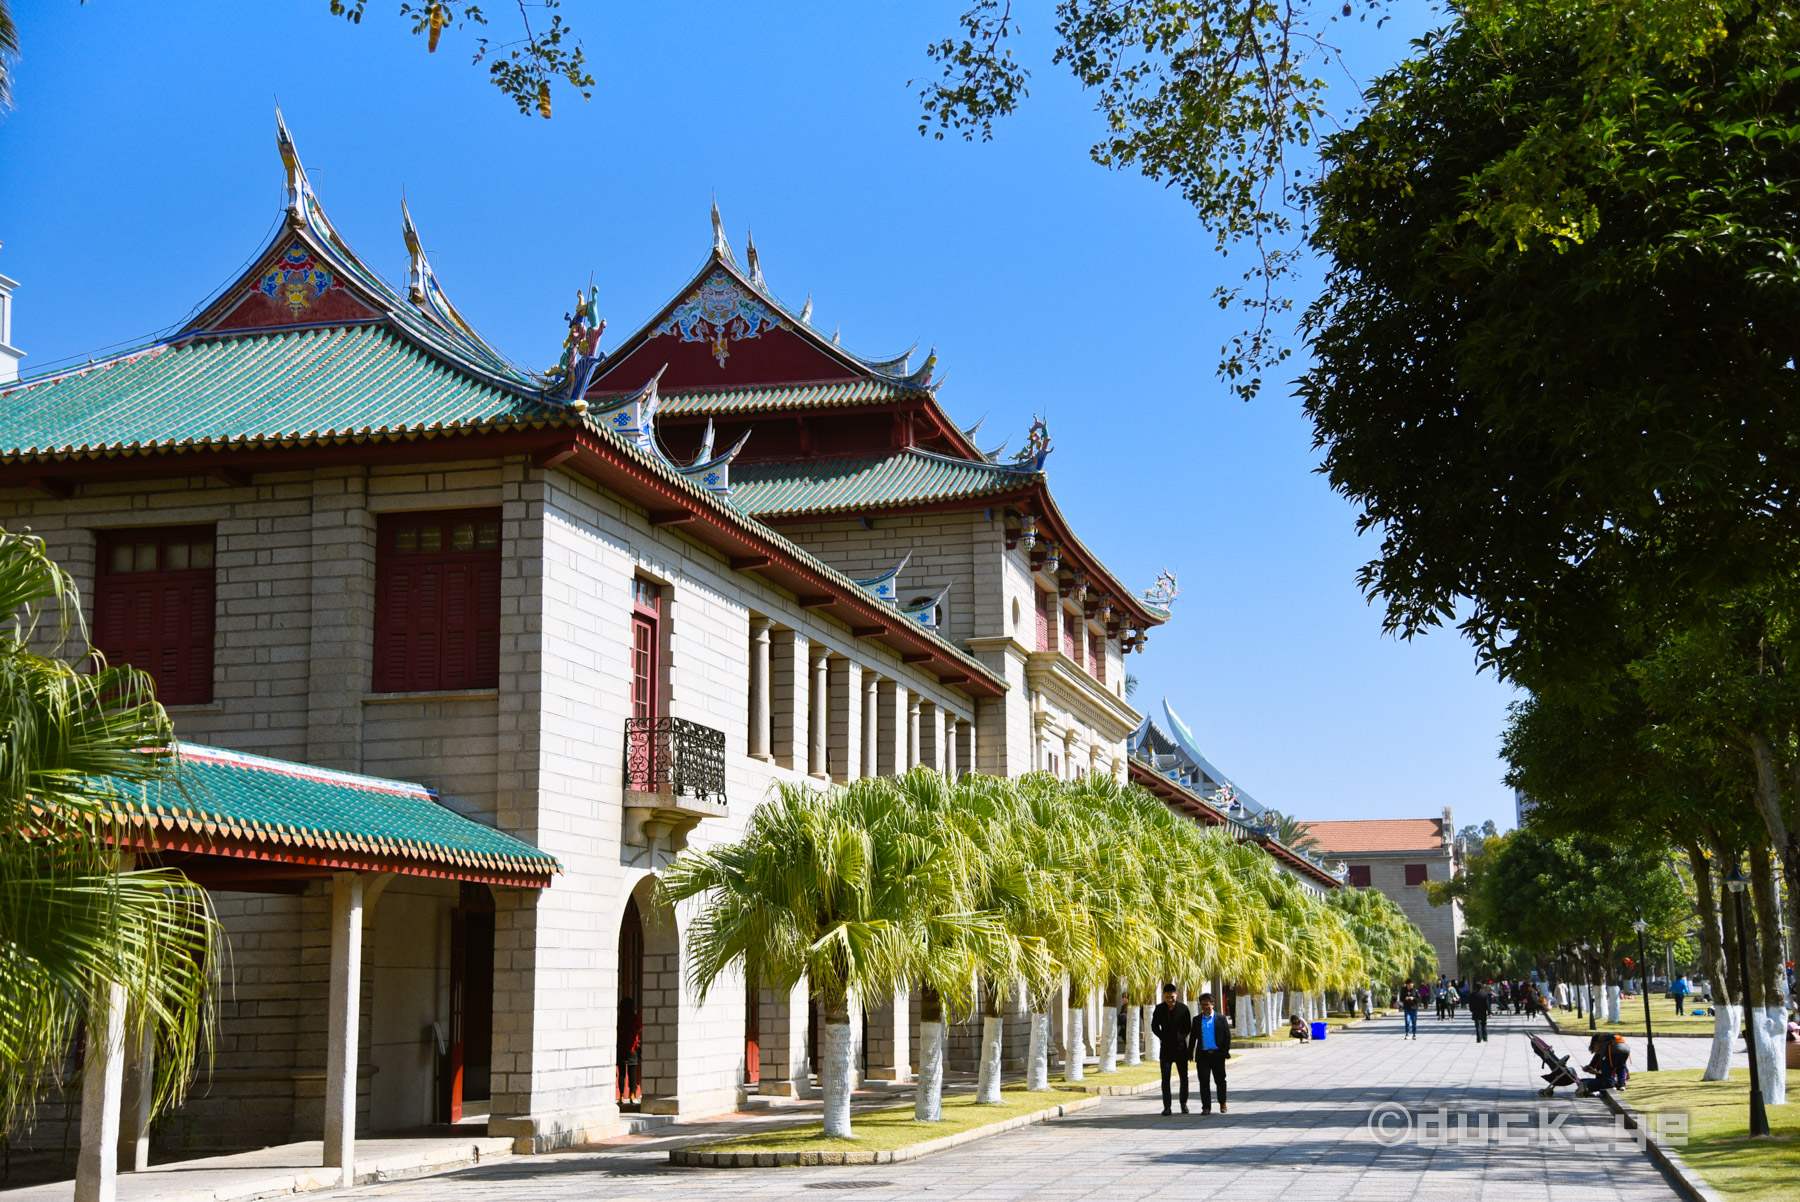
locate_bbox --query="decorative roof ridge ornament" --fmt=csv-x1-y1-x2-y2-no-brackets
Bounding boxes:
902,581,954,630
553,284,606,410
675,418,752,496
853,553,913,605
1014,414,1053,470
983,438,1011,462
745,230,765,289
866,341,919,378
901,346,937,389
401,198,431,305
964,414,987,440
1142,568,1180,611
800,294,813,325
589,363,667,459
711,199,736,267
275,107,313,223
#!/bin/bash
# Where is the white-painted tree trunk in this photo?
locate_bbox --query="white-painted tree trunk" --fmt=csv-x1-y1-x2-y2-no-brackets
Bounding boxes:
976,1015,1005,1104
1124,1005,1142,1066
1066,1007,1085,1081
1756,1006,1788,1105
1606,985,1622,1024
1703,1005,1740,1080
1141,1004,1155,1054
1025,1012,1050,1090
1099,1006,1119,1073
820,1019,857,1138
914,1022,945,1121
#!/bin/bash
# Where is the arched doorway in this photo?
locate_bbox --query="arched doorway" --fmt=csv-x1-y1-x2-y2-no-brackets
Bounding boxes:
441,882,495,1123
617,896,644,1107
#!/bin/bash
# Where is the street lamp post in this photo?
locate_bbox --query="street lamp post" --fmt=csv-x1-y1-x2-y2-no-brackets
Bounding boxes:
1724,866,1770,1138
1632,914,1659,1072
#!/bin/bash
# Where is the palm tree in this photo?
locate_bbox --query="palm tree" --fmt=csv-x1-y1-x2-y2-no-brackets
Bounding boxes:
659,778,911,1138
1266,810,1322,855
0,530,218,1132
0,0,17,110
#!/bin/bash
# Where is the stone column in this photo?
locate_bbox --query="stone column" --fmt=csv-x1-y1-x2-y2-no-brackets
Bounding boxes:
955,720,973,781
876,679,903,776
324,872,364,1185
748,617,772,760
757,982,811,1098
771,629,808,770
74,979,126,1202
117,1022,154,1172
829,657,862,782
861,672,880,778
864,988,912,1082
809,647,831,780
919,701,941,774
906,695,922,770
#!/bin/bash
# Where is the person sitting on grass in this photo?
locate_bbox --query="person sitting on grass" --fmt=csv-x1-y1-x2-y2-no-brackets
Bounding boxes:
1287,1015,1310,1042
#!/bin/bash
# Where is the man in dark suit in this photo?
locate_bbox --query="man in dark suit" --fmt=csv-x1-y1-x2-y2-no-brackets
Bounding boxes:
1189,992,1232,1114
1150,984,1192,1115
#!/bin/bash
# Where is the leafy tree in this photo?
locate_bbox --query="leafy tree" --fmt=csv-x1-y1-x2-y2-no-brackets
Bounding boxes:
0,531,218,1131
1327,884,1435,1001
1265,810,1321,854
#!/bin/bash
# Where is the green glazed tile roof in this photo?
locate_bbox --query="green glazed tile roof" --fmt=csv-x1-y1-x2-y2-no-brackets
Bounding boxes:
730,449,1040,518
106,744,560,882
0,325,565,463
650,378,929,416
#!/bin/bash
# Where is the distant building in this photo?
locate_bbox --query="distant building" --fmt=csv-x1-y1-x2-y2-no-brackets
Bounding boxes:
1299,810,1463,978
1514,787,1536,826
0,271,23,383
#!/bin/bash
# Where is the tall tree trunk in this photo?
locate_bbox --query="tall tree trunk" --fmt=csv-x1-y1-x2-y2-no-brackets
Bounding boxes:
1065,1003,1085,1082
1712,839,1748,1081
1124,992,1142,1066
1749,846,1789,1105
1099,979,1120,1074
1025,1011,1050,1090
975,983,1005,1104
818,985,855,1139
915,985,944,1121
1686,844,1734,1080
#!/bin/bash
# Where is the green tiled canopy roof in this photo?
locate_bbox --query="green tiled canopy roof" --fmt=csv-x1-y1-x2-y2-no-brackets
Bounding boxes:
0,325,565,463
730,448,1039,518
106,744,560,884
652,378,930,416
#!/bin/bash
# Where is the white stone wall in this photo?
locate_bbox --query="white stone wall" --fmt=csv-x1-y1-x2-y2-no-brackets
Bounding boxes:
0,456,985,1151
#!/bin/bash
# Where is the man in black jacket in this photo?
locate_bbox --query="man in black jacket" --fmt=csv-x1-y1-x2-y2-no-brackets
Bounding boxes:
1150,984,1192,1115
1468,984,1492,1043
1189,993,1232,1114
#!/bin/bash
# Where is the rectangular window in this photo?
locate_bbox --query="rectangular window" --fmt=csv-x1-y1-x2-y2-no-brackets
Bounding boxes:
1062,607,1081,663
1348,865,1372,888
631,580,661,721
95,526,216,705
374,510,501,693
1088,628,1104,682
1404,863,1429,886
1035,589,1052,651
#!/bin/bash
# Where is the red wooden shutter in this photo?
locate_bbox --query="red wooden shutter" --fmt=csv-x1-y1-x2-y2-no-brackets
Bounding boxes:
1035,590,1051,651
93,528,215,705
1091,632,1105,683
374,511,501,692
631,614,657,720
1063,607,1080,662
1349,865,1372,888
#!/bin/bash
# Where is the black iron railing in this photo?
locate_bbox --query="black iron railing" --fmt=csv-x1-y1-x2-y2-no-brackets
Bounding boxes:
624,716,726,801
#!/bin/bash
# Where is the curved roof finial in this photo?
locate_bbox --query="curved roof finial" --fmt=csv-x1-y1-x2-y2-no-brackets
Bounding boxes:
746,229,764,289
275,106,312,219
401,198,430,305
799,293,813,325
711,198,735,265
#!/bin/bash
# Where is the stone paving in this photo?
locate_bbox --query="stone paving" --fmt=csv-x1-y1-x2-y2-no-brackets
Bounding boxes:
318,1009,1743,1202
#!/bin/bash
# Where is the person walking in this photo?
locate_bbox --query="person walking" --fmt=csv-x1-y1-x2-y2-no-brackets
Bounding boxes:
1468,983,1491,1043
1190,992,1232,1115
1670,974,1689,1016
1151,984,1193,1115
1400,980,1421,1039
1436,976,1451,1021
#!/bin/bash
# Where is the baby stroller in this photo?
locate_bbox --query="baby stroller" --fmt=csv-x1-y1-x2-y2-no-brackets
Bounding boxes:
1529,1035,1580,1098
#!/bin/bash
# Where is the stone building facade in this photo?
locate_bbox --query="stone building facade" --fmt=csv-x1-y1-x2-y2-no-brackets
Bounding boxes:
1299,813,1464,977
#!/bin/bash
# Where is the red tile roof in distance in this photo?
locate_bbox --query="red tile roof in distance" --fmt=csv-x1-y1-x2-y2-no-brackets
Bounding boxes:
1300,818,1446,855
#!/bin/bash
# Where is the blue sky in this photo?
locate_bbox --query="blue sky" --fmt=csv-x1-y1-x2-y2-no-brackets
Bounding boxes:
0,1,1515,831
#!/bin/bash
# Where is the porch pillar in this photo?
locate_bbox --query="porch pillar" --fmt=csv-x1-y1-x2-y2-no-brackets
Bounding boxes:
861,672,880,778
864,988,911,1082
748,617,772,760
809,647,831,780
919,701,941,774
74,979,126,1202
942,712,958,779
829,657,862,782
324,871,364,1185
955,719,973,780
117,1022,154,1172
906,695,921,770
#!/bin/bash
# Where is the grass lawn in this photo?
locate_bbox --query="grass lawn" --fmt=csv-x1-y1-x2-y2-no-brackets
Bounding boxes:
1624,1068,1800,1202
1053,1061,1162,1090
1558,994,1727,1037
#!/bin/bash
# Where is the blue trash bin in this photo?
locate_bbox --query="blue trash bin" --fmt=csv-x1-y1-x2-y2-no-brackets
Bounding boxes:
1310,1021,1328,1041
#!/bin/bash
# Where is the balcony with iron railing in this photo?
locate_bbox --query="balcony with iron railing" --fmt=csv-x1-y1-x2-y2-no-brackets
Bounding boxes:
623,716,727,852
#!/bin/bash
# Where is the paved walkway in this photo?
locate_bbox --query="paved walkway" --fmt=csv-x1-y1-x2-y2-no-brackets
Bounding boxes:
307,1010,1741,1202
